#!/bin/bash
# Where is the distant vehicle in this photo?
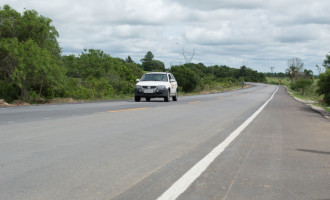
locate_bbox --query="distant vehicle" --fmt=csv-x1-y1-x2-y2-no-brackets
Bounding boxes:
134,72,178,102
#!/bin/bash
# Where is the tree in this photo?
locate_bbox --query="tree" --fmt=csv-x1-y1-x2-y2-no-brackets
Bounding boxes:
185,63,207,78
151,60,165,72
277,72,286,78
125,62,143,78
291,78,313,95
286,57,304,82
240,65,247,78
317,69,330,105
140,51,165,72
62,49,142,99
315,64,324,75
141,51,154,71
0,5,65,101
0,5,61,58
77,49,112,79
303,69,313,79
323,53,330,69
62,55,80,78
1,38,65,100
170,65,199,92
213,65,232,78
126,55,134,63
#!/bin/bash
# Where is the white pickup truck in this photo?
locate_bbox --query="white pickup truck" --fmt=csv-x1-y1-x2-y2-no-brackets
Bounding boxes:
134,72,178,102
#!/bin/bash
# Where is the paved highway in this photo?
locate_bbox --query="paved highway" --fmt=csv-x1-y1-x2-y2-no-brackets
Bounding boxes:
0,84,329,200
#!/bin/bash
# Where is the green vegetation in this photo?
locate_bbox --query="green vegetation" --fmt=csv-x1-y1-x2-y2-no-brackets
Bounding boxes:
285,57,315,97
266,77,291,85
287,56,330,108
291,78,313,96
0,5,143,103
140,51,165,72
0,5,64,102
317,69,330,105
170,63,266,93
267,55,330,111
62,49,143,100
317,54,330,105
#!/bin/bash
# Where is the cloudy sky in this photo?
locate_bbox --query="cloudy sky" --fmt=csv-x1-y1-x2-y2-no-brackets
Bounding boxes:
2,0,330,73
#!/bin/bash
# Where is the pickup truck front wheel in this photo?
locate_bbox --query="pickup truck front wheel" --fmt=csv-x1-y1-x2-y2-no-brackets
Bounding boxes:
172,91,178,101
164,89,170,102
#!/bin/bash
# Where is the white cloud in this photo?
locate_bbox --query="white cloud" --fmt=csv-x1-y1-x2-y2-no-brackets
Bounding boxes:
1,0,330,73
169,0,267,10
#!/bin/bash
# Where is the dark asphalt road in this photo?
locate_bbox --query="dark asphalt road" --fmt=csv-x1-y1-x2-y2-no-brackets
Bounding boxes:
0,84,329,200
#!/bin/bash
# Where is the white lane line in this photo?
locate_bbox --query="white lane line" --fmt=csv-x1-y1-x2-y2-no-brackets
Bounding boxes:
157,86,279,200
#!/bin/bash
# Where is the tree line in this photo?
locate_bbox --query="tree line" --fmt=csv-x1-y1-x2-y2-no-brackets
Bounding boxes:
285,56,330,105
0,5,266,103
170,63,266,93
0,5,145,102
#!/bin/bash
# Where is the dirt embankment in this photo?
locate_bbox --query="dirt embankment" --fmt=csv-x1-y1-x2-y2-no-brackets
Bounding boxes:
0,99,31,107
0,98,76,107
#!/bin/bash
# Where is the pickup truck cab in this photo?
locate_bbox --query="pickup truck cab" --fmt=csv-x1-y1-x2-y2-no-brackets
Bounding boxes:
134,72,178,102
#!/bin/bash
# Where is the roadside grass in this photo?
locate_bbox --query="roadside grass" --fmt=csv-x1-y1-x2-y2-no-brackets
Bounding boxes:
2,82,248,106
267,77,330,112
289,90,330,112
178,82,244,96
266,77,291,86
3,81,267,106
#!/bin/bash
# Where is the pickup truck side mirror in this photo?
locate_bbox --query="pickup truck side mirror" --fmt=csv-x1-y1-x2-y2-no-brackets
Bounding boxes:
136,79,140,82
170,79,175,82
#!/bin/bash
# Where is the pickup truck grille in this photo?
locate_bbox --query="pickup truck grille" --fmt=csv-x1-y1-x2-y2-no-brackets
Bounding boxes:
142,86,157,89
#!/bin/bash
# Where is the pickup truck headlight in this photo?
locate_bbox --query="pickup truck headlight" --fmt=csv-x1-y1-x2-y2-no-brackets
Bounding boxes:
135,85,142,92
157,85,166,90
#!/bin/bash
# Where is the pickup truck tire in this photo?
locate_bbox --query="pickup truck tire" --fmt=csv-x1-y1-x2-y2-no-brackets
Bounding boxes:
172,91,178,101
135,96,141,102
164,89,170,102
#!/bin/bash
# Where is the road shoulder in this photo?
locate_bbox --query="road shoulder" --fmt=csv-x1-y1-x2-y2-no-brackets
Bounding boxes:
284,87,330,119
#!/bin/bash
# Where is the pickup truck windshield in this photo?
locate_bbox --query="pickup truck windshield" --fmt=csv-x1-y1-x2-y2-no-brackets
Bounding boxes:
141,74,167,82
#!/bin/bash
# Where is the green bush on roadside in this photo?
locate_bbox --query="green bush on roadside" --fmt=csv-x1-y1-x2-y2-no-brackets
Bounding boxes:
317,69,330,105
290,78,313,95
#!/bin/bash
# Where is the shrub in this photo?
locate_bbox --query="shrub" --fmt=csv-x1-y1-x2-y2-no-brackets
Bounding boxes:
291,78,313,95
317,69,330,105
170,65,200,92
0,80,20,102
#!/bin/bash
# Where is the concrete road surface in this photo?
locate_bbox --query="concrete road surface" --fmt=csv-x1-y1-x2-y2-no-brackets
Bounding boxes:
0,84,329,200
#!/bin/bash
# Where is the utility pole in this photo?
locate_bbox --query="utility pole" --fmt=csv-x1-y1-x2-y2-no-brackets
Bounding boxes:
269,67,275,77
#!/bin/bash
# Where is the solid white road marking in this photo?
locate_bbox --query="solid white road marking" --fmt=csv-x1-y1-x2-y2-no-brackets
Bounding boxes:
157,87,279,200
